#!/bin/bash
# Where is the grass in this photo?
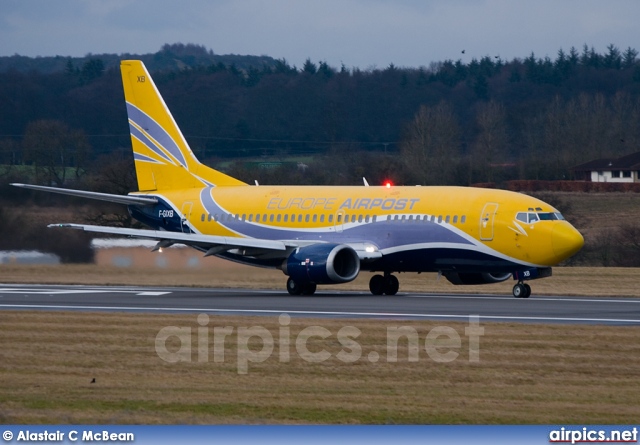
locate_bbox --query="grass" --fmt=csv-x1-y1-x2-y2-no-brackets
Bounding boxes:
1,310,639,424
2,263,640,297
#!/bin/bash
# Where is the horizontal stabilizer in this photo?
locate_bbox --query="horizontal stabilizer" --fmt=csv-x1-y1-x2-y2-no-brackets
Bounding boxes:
48,223,288,252
11,183,158,206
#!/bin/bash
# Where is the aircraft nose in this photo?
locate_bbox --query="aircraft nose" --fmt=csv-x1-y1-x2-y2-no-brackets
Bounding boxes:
552,222,584,262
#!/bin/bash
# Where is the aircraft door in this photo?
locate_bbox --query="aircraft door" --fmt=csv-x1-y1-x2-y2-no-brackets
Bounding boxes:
181,202,193,233
479,203,498,241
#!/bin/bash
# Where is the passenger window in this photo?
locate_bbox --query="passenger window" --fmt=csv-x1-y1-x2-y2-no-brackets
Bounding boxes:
284,215,289,222
320,215,325,223
312,214,317,223
276,214,281,222
372,215,377,223
445,215,450,223
298,215,303,223
270,214,275,223
329,215,334,223
255,214,260,222
461,215,466,224
358,215,363,223
305,214,310,223
337,215,342,223
453,215,458,224
365,215,370,223
201,214,205,222
437,215,443,223
248,214,253,222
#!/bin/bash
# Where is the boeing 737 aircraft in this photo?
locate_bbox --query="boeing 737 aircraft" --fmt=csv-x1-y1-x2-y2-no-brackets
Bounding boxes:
12,60,584,298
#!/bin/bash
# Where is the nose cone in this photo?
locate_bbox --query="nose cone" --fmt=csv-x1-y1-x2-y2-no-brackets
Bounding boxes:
552,222,584,262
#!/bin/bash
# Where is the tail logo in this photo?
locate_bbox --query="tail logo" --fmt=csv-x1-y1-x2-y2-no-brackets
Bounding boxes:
127,103,188,168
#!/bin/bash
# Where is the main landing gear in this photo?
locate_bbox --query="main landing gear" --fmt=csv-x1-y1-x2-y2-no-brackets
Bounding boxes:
512,282,531,298
286,277,317,296
369,273,399,296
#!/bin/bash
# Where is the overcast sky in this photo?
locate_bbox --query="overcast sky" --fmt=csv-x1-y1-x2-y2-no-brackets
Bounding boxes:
1,0,639,69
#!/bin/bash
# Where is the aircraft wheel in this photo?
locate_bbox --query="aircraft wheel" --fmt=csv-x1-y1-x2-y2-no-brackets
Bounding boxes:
513,283,526,298
287,277,303,296
523,283,531,298
369,274,385,295
384,275,400,296
302,283,317,295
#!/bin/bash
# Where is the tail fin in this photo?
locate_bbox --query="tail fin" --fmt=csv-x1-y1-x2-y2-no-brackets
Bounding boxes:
120,60,246,191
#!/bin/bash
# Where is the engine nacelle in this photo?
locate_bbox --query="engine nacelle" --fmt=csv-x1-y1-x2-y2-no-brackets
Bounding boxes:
443,272,512,285
283,244,360,284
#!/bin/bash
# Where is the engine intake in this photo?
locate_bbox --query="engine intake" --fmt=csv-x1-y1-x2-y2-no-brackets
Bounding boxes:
283,244,360,284
443,272,512,285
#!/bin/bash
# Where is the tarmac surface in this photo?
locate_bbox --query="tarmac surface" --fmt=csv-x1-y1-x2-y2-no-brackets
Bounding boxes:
1,283,640,325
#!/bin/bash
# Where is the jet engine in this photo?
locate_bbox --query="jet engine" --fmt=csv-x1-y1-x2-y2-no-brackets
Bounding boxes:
283,244,360,284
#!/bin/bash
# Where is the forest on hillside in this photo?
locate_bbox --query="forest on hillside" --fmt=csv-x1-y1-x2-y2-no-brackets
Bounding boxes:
1,42,640,190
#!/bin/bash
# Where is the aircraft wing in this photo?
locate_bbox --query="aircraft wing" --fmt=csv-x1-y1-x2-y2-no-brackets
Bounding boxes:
49,223,288,255
48,223,382,261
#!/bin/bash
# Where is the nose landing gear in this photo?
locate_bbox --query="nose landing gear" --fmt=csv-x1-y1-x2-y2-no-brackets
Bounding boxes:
513,282,531,298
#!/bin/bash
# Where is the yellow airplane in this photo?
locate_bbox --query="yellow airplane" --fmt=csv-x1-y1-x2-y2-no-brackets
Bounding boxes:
12,60,584,298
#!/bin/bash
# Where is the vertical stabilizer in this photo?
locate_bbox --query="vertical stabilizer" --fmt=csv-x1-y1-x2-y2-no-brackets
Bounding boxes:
120,60,246,191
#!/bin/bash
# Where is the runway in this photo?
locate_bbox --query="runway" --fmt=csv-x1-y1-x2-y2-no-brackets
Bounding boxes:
2,283,640,325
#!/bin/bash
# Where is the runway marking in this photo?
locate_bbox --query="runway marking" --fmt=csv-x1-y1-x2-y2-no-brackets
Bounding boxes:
1,303,639,324
402,294,640,304
0,287,171,296
0,288,115,295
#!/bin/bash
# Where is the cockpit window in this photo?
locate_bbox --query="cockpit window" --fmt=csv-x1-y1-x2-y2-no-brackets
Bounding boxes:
516,211,565,223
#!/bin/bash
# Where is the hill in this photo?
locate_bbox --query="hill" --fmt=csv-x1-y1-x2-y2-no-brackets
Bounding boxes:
0,43,276,73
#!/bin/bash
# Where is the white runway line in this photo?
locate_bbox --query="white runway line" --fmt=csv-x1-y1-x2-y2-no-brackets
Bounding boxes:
1,303,639,324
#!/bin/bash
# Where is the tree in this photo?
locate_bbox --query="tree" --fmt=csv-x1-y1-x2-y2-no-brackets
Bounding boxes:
22,120,91,186
603,44,622,69
472,101,509,182
302,58,317,75
622,47,639,69
400,102,461,185
473,74,489,99
80,58,104,84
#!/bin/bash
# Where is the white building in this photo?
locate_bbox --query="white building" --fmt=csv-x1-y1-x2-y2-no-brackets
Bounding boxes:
573,151,640,183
